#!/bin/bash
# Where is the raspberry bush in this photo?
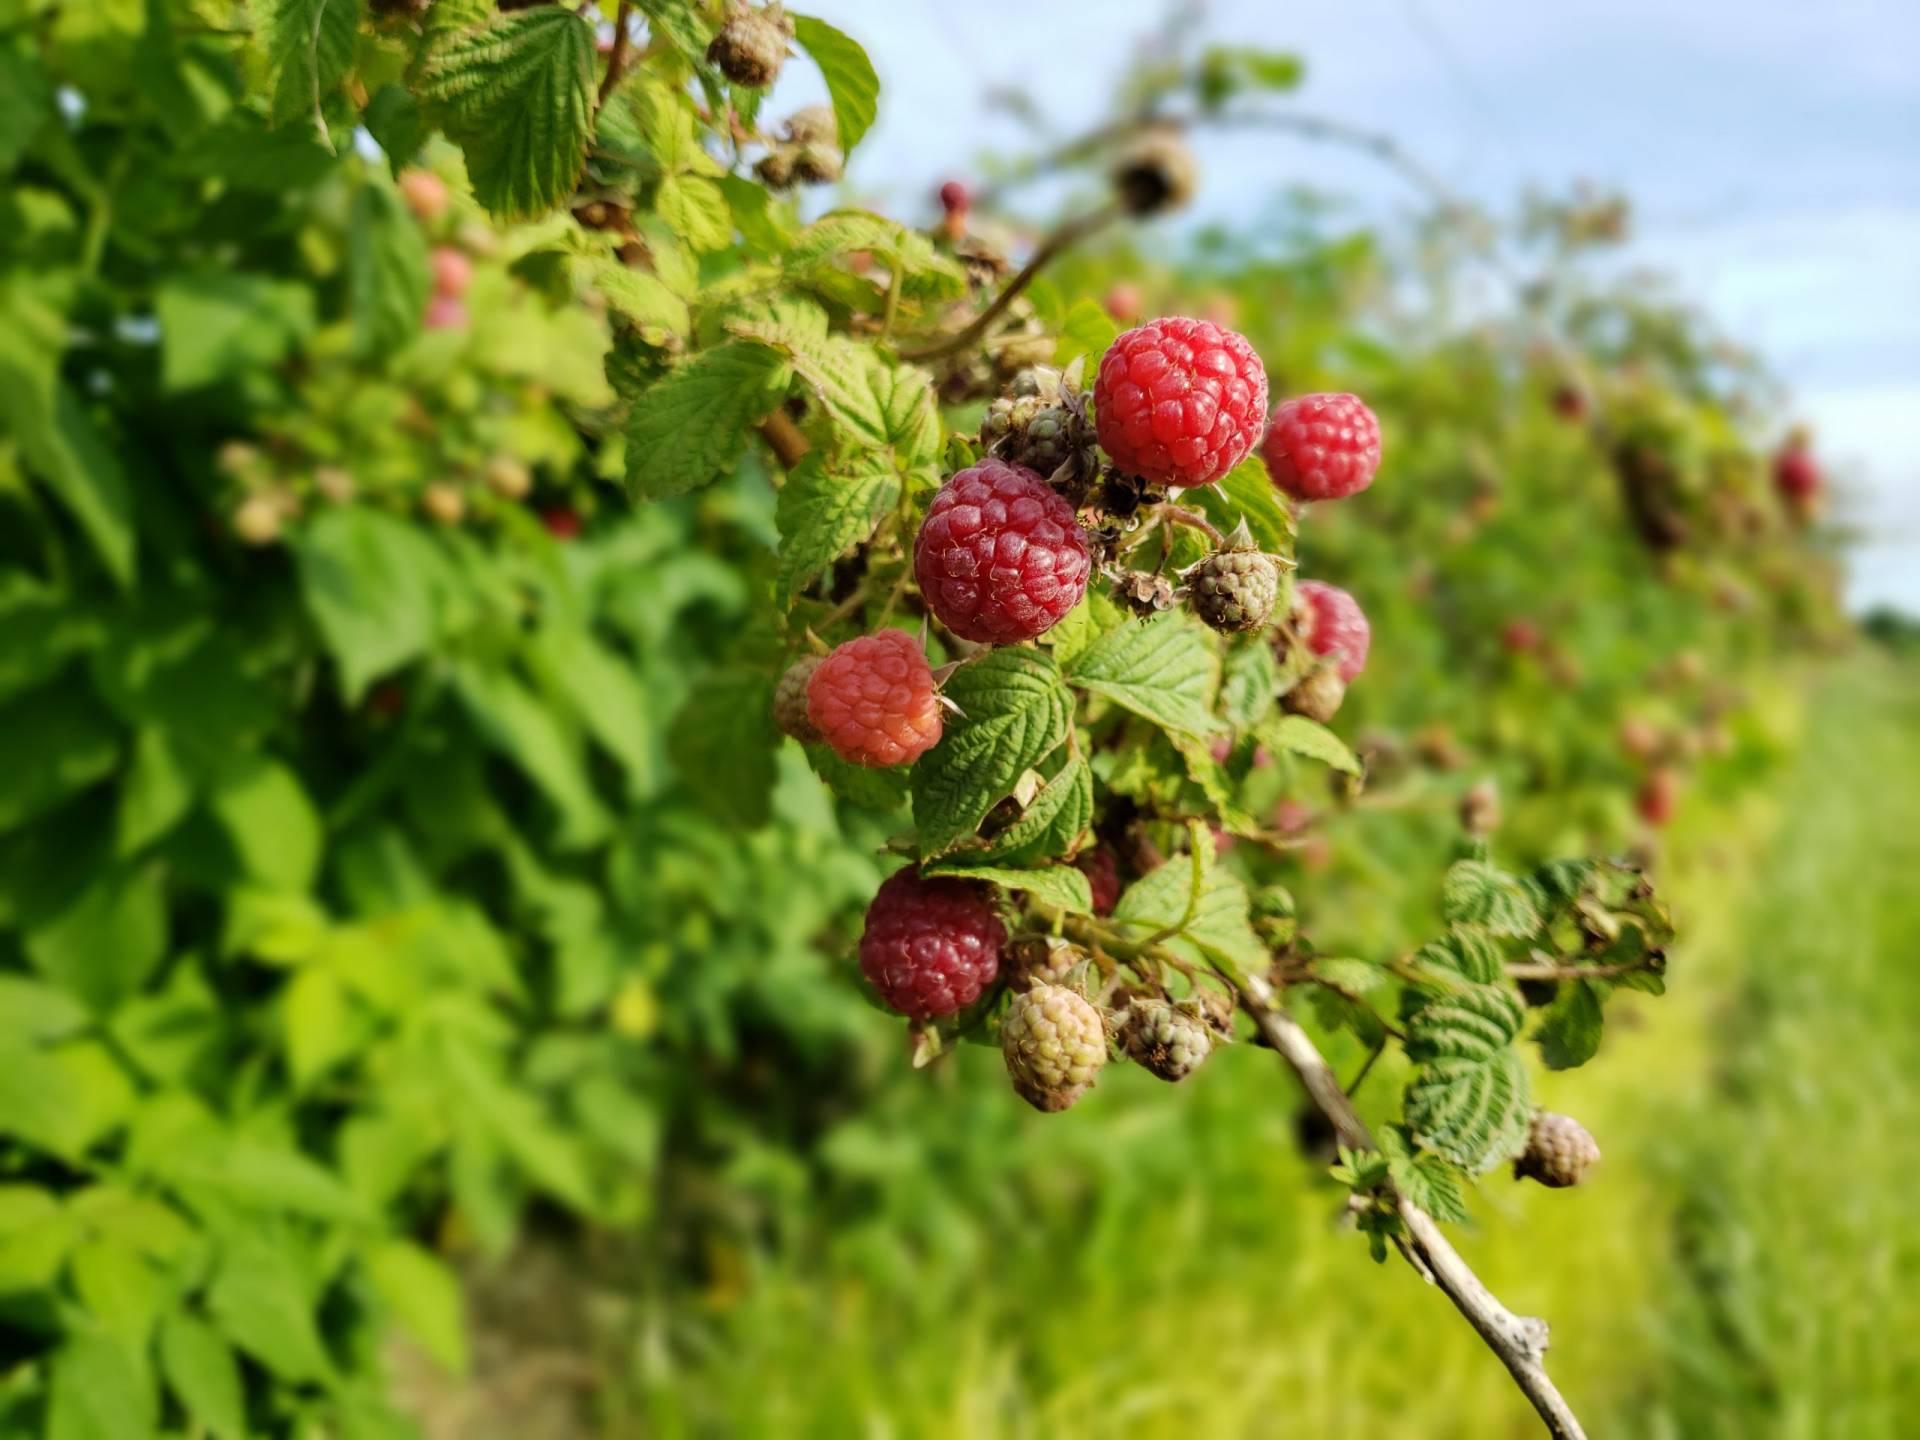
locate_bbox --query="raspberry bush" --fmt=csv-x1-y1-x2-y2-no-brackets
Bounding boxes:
0,6,1841,1438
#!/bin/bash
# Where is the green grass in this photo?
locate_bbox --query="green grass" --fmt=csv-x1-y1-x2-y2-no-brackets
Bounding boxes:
602,655,1920,1438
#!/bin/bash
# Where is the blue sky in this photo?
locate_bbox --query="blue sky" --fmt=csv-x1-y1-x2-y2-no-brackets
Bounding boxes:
773,0,1920,613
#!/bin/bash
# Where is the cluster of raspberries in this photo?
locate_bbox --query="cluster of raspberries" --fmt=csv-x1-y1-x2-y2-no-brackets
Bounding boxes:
765,314,1390,1110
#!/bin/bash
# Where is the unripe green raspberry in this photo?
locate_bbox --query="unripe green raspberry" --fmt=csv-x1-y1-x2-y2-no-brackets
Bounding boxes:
706,3,793,87
782,105,835,147
1187,545,1280,633
1119,998,1215,1082
754,147,797,190
1002,983,1107,1112
1281,665,1347,723
774,655,824,744
1515,1111,1601,1188
1003,934,1087,991
793,142,844,186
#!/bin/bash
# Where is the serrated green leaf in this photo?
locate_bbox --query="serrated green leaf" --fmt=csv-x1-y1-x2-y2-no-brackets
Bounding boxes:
923,861,1092,914
1057,298,1119,371
790,15,878,153
1441,859,1544,937
366,1240,467,1375
1405,1046,1530,1174
785,211,966,302
1381,1128,1471,1224
362,83,426,172
775,453,899,604
1219,638,1279,731
732,321,937,462
49,1333,155,1440
257,0,362,126
424,8,597,220
1111,826,1266,972
806,744,910,811
159,1312,246,1440
1405,983,1525,1063
625,341,791,501
208,1231,333,1383
1413,925,1506,985
593,263,691,344
655,173,732,252
968,757,1093,866
912,649,1071,857
1067,612,1219,738
0,38,52,173
1256,712,1362,775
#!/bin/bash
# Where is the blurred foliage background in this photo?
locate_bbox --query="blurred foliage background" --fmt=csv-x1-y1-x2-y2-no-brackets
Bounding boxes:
0,3,1912,1438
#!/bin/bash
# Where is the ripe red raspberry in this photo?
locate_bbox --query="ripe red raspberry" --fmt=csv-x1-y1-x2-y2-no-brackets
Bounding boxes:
1636,765,1679,827
859,869,1005,1019
914,459,1091,644
430,246,471,299
540,505,582,540
1773,442,1819,500
1093,317,1268,490
1074,846,1121,917
806,630,943,768
938,180,970,214
1294,579,1371,683
1261,393,1381,501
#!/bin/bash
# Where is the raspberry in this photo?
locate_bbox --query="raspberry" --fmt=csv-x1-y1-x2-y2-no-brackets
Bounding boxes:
430,246,471,300
1261,393,1381,502
1281,667,1346,724
1001,983,1107,1111
773,655,824,744
1119,998,1216,1083
397,169,448,223
1773,442,1819,501
1186,544,1280,633
540,505,582,541
1514,1111,1601,1188
939,180,970,215
1103,283,1143,322
782,105,835,147
1074,846,1121,917
483,455,530,499
1094,317,1268,490
1111,125,1198,216
806,630,943,767
1293,579,1370,683
792,142,842,185
705,3,793,87
858,870,1005,1020
422,295,467,330
1003,934,1088,990
1459,779,1501,836
914,459,1091,644
1636,765,1679,827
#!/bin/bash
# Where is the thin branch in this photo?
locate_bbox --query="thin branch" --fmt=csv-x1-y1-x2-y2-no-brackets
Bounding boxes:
1505,959,1654,982
757,411,810,468
1158,503,1226,547
1235,970,1587,1440
597,2,634,108
899,204,1122,363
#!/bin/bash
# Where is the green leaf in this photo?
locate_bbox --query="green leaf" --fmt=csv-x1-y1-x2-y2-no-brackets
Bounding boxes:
530,627,658,798
625,340,792,501
48,1333,155,1440
0,37,52,173
1066,612,1218,738
0,1039,135,1159
117,728,193,856
159,1312,247,1440
0,1184,71,1290
805,744,910,811
790,15,879,153
1381,1128,1471,1225
1412,925,1506,986
257,0,363,125
209,757,322,892
366,1240,468,1375
1218,639,1278,732
1195,455,1295,556
775,453,899,604
591,263,691,345
362,83,426,172
1056,298,1119,371
156,271,315,391
1403,982,1531,1173
1404,1047,1531,1174
1441,860,1544,937
208,1230,334,1383
348,179,430,359
729,317,940,466
1256,712,1362,776
923,861,1092,914
666,667,780,830
453,661,608,849
283,966,355,1090
23,861,166,1015
163,1139,372,1224
1536,977,1607,1071
968,757,1093,866
1110,826,1266,972
0,675,120,834
424,8,598,220
295,507,453,701
911,649,1072,857
655,174,732,252
784,212,966,302
0,291,136,586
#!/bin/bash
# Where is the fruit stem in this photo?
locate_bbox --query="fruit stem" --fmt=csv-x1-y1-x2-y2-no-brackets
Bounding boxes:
1157,503,1226,548
597,3,635,107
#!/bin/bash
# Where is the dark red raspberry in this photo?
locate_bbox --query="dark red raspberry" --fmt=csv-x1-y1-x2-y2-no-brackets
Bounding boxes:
859,869,1005,1019
1075,846,1121,917
1773,442,1819,501
914,459,1091,644
1261,393,1381,501
540,506,582,540
1502,619,1541,655
806,630,943,767
1093,317,1268,490
938,180,970,214
1294,579,1371,683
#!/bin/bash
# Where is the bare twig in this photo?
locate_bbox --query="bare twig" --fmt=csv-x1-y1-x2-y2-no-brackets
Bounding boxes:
597,2,634,108
899,204,1122,363
1505,959,1653,982
1235,970,1587,1440
758,411,810,468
